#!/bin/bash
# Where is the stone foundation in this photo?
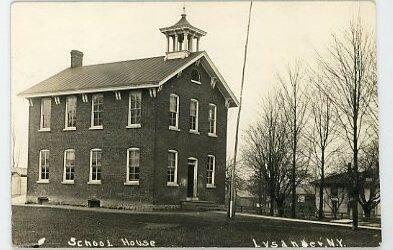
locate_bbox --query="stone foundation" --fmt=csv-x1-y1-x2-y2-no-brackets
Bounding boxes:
25,195,180,211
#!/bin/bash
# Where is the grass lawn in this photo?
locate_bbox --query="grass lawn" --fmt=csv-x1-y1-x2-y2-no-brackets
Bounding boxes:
12,205,381,248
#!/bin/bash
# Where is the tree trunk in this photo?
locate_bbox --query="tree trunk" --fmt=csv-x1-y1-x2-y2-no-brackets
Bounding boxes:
332,204,338,220
318,158,325,220
318,183,324,219
291,98,298,219
352,113,359,230
291,142,297,218
277,200,285,217
363,204,372,219
269,196,274,216
364,208,371,219
258,192,263,215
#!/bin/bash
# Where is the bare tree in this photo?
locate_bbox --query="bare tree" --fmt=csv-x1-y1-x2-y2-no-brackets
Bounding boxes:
246,165,269,215
358,140,380,219
243,94,309,217
316,19,376,230
306,81,338,220
277,63,309,218
323,187,346,220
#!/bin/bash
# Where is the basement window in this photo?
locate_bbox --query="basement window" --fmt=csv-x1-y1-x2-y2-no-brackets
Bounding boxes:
88,199,100,208
38,197,49,205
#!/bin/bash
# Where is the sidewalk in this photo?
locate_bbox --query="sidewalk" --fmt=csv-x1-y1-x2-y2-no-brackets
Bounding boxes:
14,202,381,231
13,202,201,216
214,211,381,231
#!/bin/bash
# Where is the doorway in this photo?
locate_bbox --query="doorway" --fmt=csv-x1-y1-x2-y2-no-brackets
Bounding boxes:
187,158,198,200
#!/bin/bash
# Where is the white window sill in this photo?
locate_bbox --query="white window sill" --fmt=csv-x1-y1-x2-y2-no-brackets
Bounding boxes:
124,181,140,186
89,126,103,130
87,181,102,185
189,130,200,135
208,133,218,138
61,180,74,185
206,184,216,189
36,180,49,184
167,182,179,187
126,124,141,129
169,126,180,131
63,127,76,131
38,128,51,132
191,80,202,85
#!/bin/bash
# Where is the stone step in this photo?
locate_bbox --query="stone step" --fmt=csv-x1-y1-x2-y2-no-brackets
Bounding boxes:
180,200,222,211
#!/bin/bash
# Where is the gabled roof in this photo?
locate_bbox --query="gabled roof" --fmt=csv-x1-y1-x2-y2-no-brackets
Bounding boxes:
19,51,239,107
311,169,379,187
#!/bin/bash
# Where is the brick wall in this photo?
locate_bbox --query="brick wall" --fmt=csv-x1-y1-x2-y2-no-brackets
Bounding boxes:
27,90,156,206
26,60,228,207
153,62,227,205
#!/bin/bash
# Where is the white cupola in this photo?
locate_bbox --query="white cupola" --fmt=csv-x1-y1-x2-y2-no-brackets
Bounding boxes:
159,6,207,60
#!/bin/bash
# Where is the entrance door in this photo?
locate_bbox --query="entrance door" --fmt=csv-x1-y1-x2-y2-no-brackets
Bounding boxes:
187,158,197,199
187,164,194,198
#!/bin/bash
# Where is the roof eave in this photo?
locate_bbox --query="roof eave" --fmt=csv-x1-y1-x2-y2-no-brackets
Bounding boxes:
19,82,159,99
159,27,207,36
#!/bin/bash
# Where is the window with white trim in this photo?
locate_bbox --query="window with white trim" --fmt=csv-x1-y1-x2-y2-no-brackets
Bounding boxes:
91,94,103,128
189,99,199,132
167,150,178,185
169,94,179,129
40,98,51,130
207,155,216,186
128,91,141,127
208,104,217,135
65,96,77,129
126,148,140,184
90,149,102,183
39,150,50,181
191,69,201,84
63,149,75,183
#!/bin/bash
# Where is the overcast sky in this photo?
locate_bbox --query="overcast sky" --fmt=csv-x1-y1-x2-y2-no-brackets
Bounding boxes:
11,1,375,169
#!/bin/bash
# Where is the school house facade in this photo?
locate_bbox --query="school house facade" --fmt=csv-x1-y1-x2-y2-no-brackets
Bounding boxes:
20,11,238,209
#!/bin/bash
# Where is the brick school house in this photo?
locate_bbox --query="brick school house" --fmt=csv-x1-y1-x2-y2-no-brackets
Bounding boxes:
19,10,238,209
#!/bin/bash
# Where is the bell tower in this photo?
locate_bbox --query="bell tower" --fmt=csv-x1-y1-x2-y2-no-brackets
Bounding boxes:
159,6,206,60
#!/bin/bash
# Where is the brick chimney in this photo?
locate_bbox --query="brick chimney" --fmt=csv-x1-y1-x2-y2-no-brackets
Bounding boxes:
70,50,83,68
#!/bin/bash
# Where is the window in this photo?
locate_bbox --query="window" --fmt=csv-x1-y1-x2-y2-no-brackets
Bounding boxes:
40,98,51,131
189,99,199,132
63,149,75,183
91,94,103,128
208,104,217,135
89,149,102,184
167,150,178,185
65,96,77,129
126,148,140,185
128,91,142,128
191,69,201,84
38,150,50,182
169,94,179,129
207,155,216,187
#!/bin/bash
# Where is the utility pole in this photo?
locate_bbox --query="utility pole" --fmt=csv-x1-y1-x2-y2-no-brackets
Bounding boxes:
229,1,253,218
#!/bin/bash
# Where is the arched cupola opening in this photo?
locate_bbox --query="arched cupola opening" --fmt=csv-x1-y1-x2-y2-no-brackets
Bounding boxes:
159,6,207,60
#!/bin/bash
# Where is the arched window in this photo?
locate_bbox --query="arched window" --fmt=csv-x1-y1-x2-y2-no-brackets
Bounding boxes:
191,69,201,84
